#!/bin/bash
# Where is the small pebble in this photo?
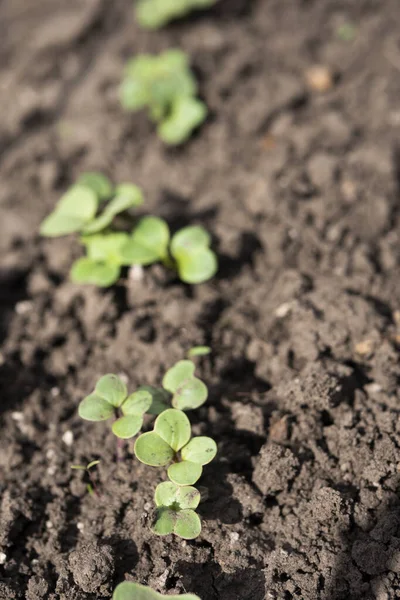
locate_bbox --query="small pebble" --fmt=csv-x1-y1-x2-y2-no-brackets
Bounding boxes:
47,466,56,476
11,411,24,422
46,448,55,460
355,339,374,356
230,532,240,543
118,373,129,385
0,552,6,565
15,300,33,315
305,65,334,92
128,265,144,281
46,520,53,529
275,302,293,318
51,387,60,397
62,430,74,446
77,522,84,531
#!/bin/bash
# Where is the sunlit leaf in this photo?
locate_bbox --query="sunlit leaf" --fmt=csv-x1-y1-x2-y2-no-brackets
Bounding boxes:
167,460,202,486
181,436,217,465
78,393,115,421
70,258,121,287
154,408,191,452
120,217,170,265
112,415,143,439
40,186,98,237
122,390,153,416
162,360,195,393
134,432,175,466
174,509,201,539
77,172,114,201
95,374,127,408
113,581,201,600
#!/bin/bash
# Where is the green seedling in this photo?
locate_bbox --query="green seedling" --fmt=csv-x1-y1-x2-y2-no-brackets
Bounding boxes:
40,174,143,237
336,23,356,41
153,481,201,539
120,219,218,284
113,581,200,600
79,375,153,439
135,0,216,30
162,359,208,410
134,408,217,486
71,460,101,496
120,49,207,145
187,345,211,358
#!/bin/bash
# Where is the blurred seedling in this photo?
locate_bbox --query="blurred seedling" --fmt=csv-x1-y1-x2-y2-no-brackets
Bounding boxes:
120,218,217,284
187,345,211,358
113,581,200,599
152,481,201,539
120,49,207,145
135,0,216,30
336,22,357,41
71,460,101,497
134,408,217,486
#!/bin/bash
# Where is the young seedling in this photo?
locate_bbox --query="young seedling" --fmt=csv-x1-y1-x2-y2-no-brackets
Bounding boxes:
120,219,218,284
120,49,207,145
187,346,211,358
135,0,216,30
78,375,153,439
152,481,201,539
71,460,101,497
162,359,208,410
113,581,200,600
134,408,217,486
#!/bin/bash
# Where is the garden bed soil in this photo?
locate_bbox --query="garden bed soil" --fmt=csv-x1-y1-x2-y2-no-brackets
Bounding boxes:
1,0,400,598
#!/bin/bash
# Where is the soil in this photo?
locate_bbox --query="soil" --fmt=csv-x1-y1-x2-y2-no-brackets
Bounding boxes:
1,0,400,598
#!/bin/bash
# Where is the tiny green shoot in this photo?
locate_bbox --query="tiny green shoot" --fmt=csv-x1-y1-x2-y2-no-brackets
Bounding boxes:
113,581,200,600
135,0,216,30
71,460,101,496
152,481,201,539
79,375,152,439
162,359,208,410
187,346,211,358
120,49,207,145
134,408,217,486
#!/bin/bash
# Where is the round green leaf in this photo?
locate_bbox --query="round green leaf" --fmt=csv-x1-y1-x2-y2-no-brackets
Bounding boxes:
77,172,113,201
187,346,211,358
112,415,143,439
171,226,211,255
40,186,98,237
162,360,195,393
158,97,207,146
154,408,191,452
175,248,217,284
154,481,179,508
95,374,127,408
174,509,201,540
177,486,201,510
70,258,120,287
78,393,115,421
167,461,202,486
138,386,170,415
120,217,170,265
122,390,153,416
154,482,200,510
114,183,144,207
152,507,176,536
120,78,149,112
113,581,201,600
181,437,217,465
134,432,175,466
171,377,208,411
82,232,130,264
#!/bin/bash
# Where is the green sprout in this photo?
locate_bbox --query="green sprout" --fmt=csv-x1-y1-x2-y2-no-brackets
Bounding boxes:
78,375,153,439
162,360,208,410
120,49,207,145
113,581,200,600
134,408,217,486
187,345,211,358
71,460,101,497
135,0,216,30
120,220,218,284
152,481,201,539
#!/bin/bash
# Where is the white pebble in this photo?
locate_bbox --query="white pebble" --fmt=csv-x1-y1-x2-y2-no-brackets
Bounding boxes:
77,522,84,531
11,411,24,422
62,430,74,446
0,552,6,564
47,466,56,476
15,300,33,315
144,502,151,511
128,264,144,281
230,532,240,542
46,520,53,529
118,373,129,385
275,302,293,318
51,387,60,397
46,448,55,460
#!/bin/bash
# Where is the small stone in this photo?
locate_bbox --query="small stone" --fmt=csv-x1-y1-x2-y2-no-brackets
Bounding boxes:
62,430,74,446
46,520,53,529
305,65,334,92
275,302,293,318
15,300,33,315
77,522,84,531
355,339,374,356
0,552,6,564
117,372,129,385
51,387,60,397
128,265,144,281
11,412,24,421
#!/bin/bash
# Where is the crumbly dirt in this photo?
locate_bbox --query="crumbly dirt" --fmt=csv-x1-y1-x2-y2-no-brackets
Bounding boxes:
1,0,400,598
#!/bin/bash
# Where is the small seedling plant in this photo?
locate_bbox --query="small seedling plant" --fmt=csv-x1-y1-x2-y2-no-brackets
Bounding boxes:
113,581,200,600
135,0,217,30
78,359,217,539
120,49,207,145
40,173,217,286
71,460,101,497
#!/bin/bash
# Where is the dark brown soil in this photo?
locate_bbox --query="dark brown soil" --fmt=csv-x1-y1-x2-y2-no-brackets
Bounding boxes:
1,0,400,598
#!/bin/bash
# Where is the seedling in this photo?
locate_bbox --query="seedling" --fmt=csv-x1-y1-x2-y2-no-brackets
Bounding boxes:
134,409,217,486
120,49,207,145
79,375,153,439
113,581,200,600
121,219,218,284
187,345,211,358
135,0,216,30
71,460,101,497
152,481,201,539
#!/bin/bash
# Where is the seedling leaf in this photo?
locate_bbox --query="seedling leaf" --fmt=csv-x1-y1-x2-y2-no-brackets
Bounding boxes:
154,481,200,510
78,393,115,421
138,386,170,415
95,374,127,408
135,0,216,30
158,97,207,145
174,509,201,539
70,258,121,287
134,431,175,466
171,377,208,411
112,415,143,439
77,172,114,201
152,507,176,536
176,485,201,510
83,232,130,264
154,408,191,452
120,217,170,265
167,460,202,486
175,248,218,284
40,186,98,237
122,390,153,415
181,436,217,465
170,225,211,255
187,346,211,358
113,581,201,600
162,360,195,393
